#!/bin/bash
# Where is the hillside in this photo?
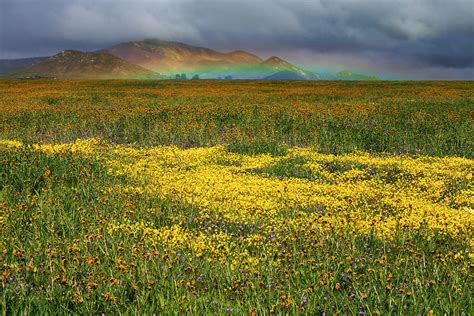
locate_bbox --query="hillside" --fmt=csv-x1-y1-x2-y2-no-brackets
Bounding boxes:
260,56,318,79
264,70,309,80
0,57,49,74
108,39,315,79
108,40,261,75
15,50,162,79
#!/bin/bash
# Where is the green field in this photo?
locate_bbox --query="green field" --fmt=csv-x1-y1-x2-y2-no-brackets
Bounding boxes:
0,80,473,157
0,80,473,314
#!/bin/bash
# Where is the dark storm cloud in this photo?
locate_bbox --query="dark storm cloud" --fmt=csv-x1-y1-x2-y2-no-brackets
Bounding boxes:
1,0,473,77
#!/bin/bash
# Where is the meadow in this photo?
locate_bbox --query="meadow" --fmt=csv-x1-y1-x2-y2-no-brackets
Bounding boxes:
0,80,473,314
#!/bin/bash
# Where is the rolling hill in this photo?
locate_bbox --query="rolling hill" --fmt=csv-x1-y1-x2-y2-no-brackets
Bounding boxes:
260,57,318,79
15,50,163,79
108,39,316,79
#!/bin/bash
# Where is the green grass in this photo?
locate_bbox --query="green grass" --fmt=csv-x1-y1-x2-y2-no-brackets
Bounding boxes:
0,80,473,314
250,156,321,180
0,80,472,157
226,140,288,156
0,145,472,314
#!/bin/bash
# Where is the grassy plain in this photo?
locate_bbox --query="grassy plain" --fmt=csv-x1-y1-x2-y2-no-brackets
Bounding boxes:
0,80,473,157
0,80,473,314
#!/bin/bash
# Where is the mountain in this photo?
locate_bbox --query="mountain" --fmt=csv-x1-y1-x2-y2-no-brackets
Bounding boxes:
0,40,387,81
108,39,262,76
15,50,162,79
261,56,294,69
260,56,318,79
0,57,49,74
108,39,316,79
336,70,379,80
4,39,319,80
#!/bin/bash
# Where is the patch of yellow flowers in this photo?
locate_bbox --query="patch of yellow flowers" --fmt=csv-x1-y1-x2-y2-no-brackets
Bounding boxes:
3,138,473,268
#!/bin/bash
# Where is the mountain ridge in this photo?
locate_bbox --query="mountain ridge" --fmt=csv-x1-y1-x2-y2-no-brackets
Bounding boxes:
107,39,315,79
3,39,380,80
14,50,162,79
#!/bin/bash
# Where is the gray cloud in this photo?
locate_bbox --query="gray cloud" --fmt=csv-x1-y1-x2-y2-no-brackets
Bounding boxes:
1,0,473,78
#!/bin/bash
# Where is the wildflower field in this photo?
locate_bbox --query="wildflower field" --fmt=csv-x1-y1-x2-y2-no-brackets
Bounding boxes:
0,80,473,314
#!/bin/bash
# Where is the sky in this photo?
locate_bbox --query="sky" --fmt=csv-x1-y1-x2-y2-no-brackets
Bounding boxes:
1,0,473,79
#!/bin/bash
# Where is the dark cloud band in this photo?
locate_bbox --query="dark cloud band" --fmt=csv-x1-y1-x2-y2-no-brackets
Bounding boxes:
1,0,473,78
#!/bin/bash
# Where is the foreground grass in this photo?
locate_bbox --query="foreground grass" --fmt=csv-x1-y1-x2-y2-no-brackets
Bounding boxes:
0,80,472,157
1,139,472,314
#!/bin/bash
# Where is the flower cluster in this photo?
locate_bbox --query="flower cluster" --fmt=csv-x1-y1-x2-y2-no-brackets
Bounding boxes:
1,138,472,314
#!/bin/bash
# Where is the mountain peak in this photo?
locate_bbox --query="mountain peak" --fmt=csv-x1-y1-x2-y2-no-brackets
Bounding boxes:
262,56,291,66
229,50,248,54
226,50,262,63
